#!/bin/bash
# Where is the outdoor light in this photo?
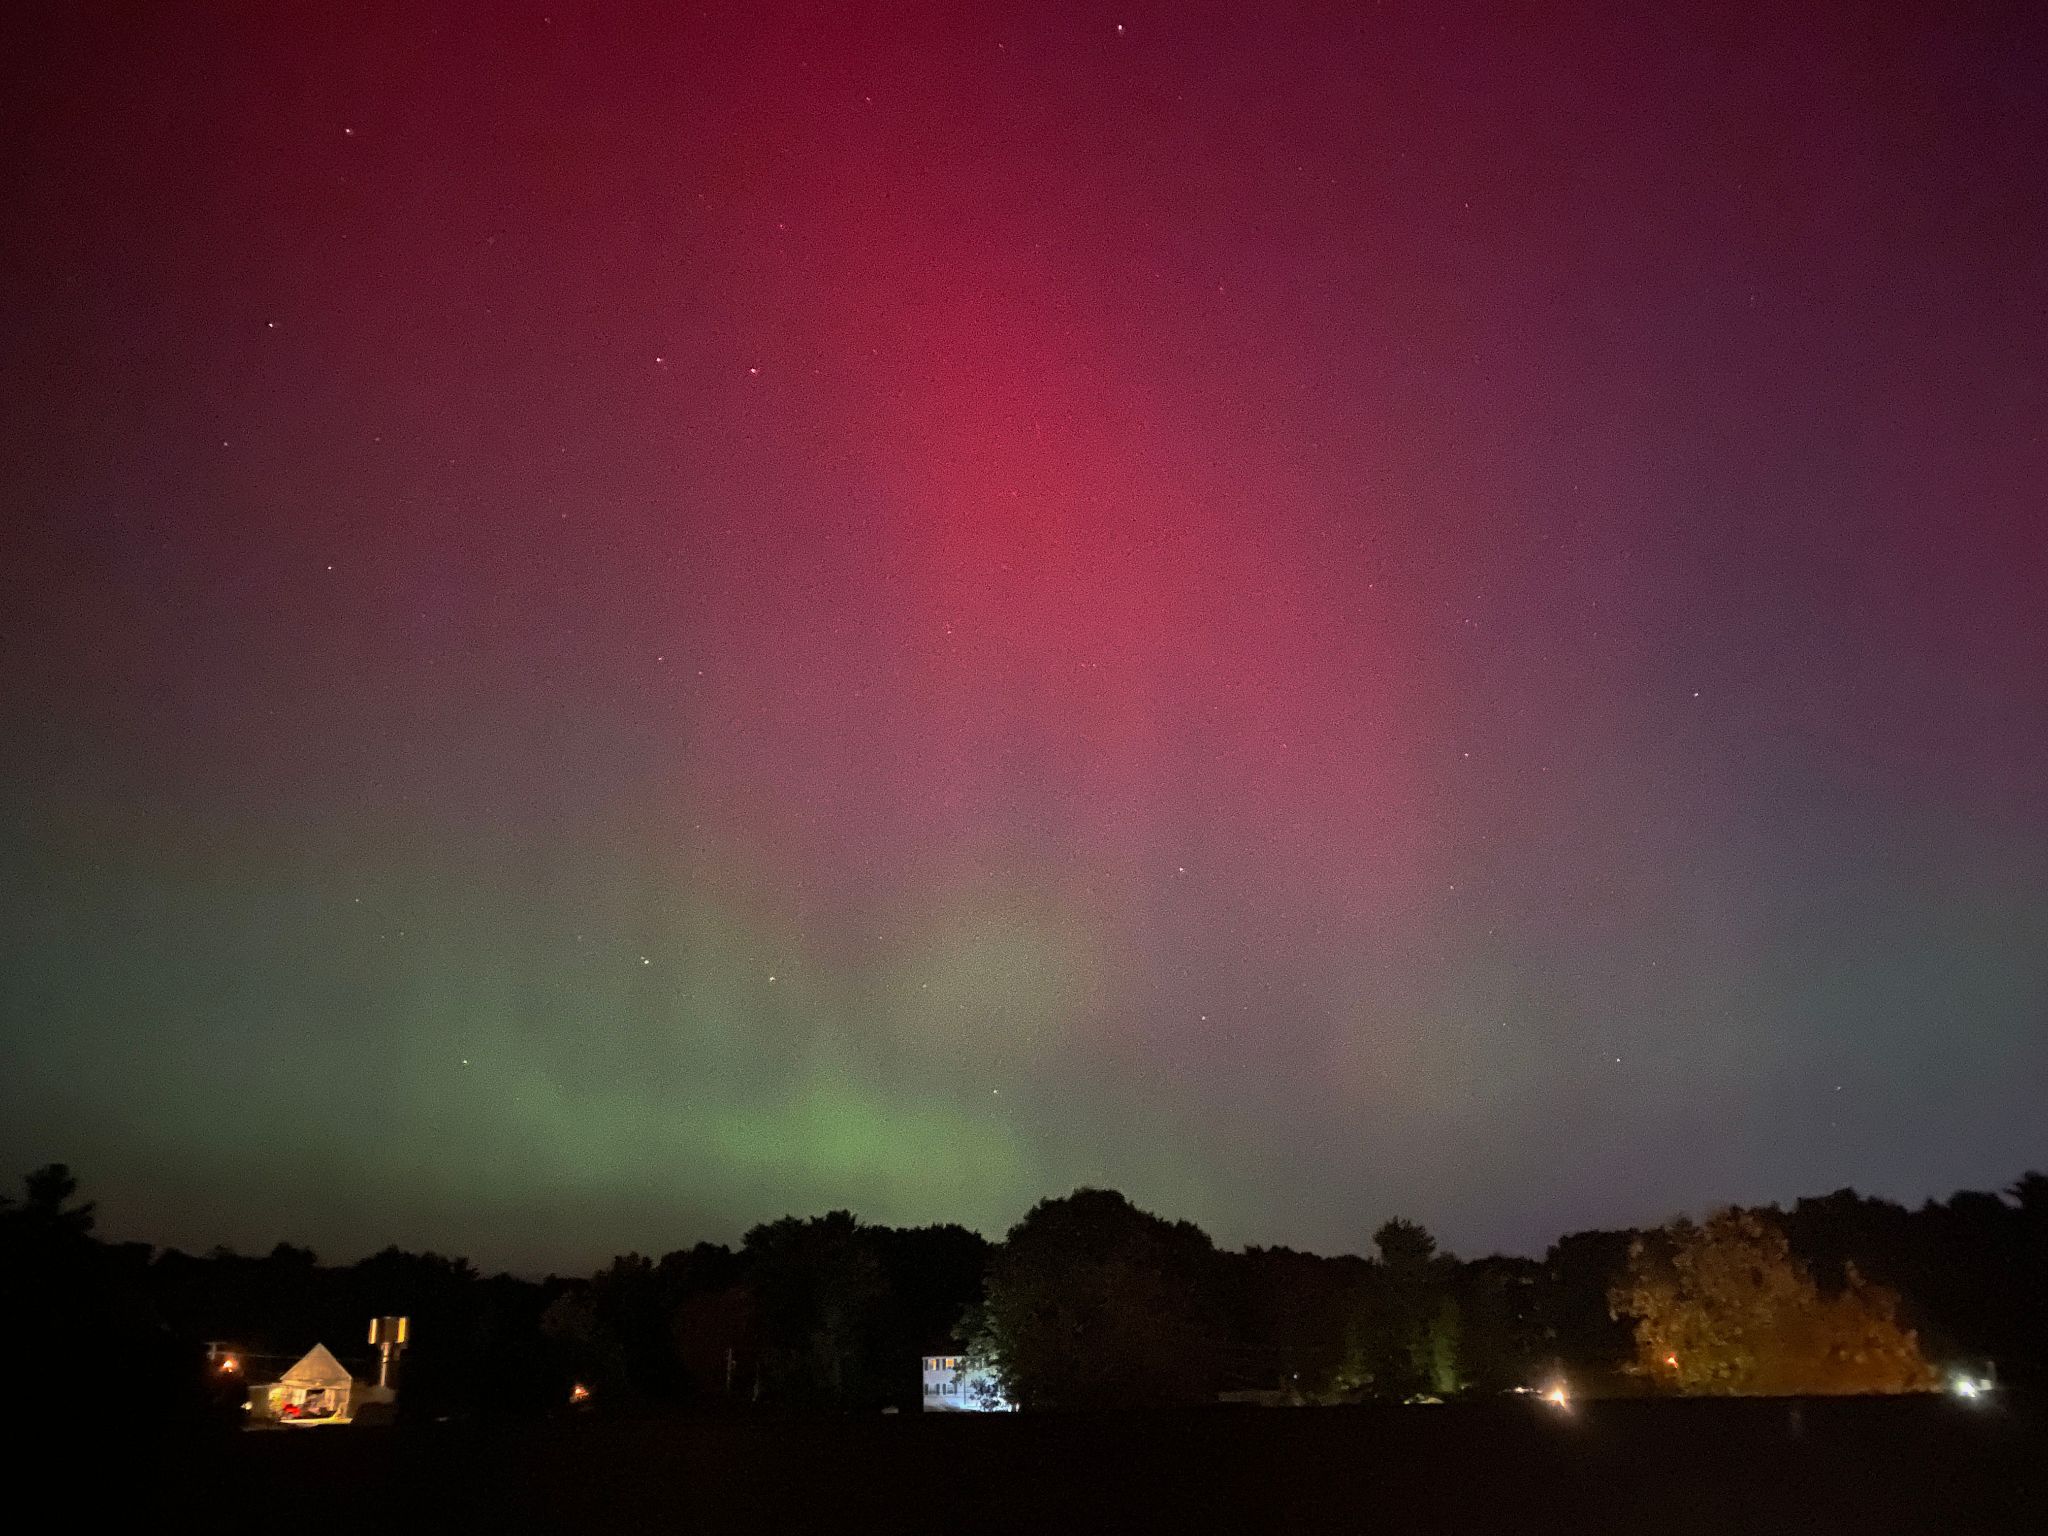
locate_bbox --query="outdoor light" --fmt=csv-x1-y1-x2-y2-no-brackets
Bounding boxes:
1544,1384,1569,1408
1949,1374,1992,1401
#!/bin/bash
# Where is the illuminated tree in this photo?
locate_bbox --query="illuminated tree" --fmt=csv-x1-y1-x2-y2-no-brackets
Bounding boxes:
1610,1208,1934,1395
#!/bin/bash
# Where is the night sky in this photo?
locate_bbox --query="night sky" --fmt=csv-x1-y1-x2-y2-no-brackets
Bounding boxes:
4,3,2044,1275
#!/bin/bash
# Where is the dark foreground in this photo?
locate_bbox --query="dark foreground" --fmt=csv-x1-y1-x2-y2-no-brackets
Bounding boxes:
169,1395,2041,1534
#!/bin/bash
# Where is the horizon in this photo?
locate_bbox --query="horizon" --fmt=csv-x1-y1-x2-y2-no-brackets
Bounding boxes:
58,1160,2045,1280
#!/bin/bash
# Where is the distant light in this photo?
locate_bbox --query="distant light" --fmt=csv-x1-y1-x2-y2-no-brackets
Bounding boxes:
1665,1354,1679,1370
219,1356,240,1373
1950,1375,1990,1401
569,1382,592,1404
1544,1384,1569,1408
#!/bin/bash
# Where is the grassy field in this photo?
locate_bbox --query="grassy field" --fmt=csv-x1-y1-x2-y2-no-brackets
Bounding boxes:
171,1394,2041,1533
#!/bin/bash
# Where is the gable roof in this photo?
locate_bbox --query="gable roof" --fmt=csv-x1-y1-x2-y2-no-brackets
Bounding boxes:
279,1343,353,1388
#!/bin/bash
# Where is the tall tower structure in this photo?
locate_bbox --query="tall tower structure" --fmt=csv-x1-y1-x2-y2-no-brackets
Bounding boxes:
368,1315,410,1388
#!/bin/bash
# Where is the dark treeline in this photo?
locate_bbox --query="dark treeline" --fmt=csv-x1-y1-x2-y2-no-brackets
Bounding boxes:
8,1164,2044,1436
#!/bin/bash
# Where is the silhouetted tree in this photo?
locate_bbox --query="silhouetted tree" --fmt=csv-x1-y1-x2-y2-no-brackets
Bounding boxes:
1338,1219,1462,1398
742,1211,887,1408
1221,1245,1365,1397
1458,1255,1549,1394
671,1282,756,1402
16,1162,98,1234
1540,1227,1640,1388
2,1166,199,1451
976,1188,1221,1409
2011,1172,2048,1217
873,1223,989,1407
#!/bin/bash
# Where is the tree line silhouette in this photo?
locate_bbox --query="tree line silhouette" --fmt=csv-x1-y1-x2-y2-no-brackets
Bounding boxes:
8,1163,2043,1437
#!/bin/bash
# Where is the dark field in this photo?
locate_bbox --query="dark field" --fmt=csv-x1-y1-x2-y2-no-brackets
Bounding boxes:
168,1395,2043,1534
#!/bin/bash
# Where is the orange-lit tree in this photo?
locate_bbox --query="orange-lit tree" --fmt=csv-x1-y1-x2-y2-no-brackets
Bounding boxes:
1610,1208,1934,1395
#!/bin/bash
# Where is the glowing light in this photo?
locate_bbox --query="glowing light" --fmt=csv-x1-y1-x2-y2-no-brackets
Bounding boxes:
1664,1353,1678,1370
219,1355,240,1373
569,1382,592,1403
1544,1384,1569,1408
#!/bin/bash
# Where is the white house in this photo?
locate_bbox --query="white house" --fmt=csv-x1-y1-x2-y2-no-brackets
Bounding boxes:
920,1353,1011,1412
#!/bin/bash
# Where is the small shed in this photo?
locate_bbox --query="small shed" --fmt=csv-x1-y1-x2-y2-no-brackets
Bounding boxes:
273,1343,355,1421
